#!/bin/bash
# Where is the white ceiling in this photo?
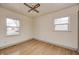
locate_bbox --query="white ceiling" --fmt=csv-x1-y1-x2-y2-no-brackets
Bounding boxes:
0,3,77,18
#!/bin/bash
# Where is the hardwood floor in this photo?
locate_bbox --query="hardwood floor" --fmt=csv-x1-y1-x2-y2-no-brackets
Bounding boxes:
0,39,79,55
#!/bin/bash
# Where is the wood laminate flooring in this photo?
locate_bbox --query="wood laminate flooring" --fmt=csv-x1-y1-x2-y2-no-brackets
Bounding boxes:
0,39,79,55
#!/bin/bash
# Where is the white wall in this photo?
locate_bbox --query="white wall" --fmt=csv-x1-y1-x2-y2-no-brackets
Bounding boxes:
0,7,33,48
34,5,78,50
0,4,78,51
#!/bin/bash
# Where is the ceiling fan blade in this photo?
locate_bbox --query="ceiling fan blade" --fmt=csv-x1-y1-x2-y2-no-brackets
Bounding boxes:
34,3,40,8
34,10,39,13
24,3,32,8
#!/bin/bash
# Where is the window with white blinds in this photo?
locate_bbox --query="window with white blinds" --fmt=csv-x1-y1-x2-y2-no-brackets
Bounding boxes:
6,18,20,35
54,17,69,31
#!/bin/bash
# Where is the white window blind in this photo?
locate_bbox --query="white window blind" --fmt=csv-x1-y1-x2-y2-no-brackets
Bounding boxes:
6,18,20,35
54,17,69,31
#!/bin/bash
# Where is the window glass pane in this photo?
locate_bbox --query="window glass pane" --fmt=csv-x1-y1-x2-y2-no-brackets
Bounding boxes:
55,17,69,24
7,27,19,35
7,18,20,27
55,25,68,31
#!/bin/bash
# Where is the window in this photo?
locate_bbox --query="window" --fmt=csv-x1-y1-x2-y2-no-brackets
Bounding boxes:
6,18,20,35
54,17,69,31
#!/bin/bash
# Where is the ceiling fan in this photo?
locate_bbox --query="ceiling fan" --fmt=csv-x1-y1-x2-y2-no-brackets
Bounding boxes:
24,3,40,13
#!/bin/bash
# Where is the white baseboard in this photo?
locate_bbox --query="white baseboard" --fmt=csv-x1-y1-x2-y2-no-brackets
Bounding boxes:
0,38,32,49
33,38,78,52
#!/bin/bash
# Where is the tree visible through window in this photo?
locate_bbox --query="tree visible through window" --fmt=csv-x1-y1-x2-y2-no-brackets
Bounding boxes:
54,17,69,31
6,18,20,35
